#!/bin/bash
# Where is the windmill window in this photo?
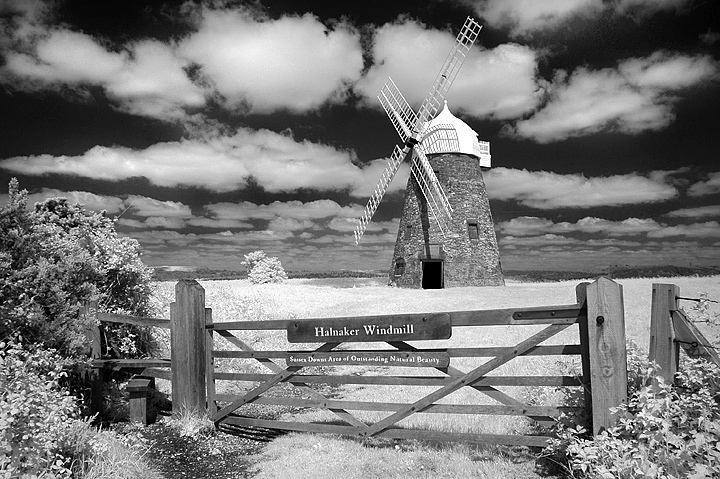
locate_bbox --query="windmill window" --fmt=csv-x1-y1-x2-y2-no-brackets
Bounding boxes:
406,225,412,236
468,221,479,240
394,258,406,276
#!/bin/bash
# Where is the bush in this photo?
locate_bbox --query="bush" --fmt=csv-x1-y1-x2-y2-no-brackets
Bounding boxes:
543,346,720,478
0,337,86,477
241,250,287,285
0,179,154,357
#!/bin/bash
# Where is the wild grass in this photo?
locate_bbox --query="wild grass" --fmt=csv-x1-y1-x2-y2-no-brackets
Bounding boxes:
249,433,541,479
78,429,162,479
168,407,216,439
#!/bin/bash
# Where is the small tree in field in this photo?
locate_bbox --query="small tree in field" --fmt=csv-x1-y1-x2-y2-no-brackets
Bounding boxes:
241,250,287,284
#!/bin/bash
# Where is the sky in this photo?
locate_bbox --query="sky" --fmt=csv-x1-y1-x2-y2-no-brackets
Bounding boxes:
0,0,719,274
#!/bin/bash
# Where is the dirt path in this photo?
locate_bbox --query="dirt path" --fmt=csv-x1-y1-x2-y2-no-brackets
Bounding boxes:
116,416,278,479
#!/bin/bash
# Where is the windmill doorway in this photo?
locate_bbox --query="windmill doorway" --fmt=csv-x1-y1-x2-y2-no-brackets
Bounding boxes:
422,260,444,289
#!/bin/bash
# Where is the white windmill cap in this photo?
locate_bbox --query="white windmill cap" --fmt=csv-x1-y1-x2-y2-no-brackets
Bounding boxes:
422,101,491,167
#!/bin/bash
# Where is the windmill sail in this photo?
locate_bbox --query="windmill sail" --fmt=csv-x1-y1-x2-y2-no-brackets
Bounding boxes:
354,144,407,245
378,78,417,145
415,18,481,128
410,146,453,235
354,16,481,245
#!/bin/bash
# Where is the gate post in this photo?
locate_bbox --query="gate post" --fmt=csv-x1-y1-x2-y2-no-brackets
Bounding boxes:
648,283,680,389
205,308,217,417
81,300,104,416
170,280,207,415
575,283,592,424
586,277,628,435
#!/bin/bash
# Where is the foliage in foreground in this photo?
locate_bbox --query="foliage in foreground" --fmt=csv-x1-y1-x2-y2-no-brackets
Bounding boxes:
0,178,154,357
1,335,163,479
0,338,83,477
1,178,162,478
241,250,288,285
544,348,720,479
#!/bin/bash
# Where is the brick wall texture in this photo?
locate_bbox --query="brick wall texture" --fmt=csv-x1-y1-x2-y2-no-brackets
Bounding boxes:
389,152,505,288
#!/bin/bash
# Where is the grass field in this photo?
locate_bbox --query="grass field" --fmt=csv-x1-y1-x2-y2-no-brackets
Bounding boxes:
151,275,720,478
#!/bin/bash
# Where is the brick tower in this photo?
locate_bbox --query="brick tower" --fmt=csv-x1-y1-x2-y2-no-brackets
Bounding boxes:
388,102,504,288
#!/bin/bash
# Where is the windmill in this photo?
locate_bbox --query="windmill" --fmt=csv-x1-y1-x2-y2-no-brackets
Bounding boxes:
355,16,504,288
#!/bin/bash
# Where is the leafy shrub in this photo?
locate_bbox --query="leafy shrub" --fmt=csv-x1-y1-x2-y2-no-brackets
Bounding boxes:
543,345,720,478
0,179,154,357
241,250,287,285
0,337,87,477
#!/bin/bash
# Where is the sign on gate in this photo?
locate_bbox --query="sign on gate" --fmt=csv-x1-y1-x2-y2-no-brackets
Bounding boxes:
287,313,452,343
287,351,450,367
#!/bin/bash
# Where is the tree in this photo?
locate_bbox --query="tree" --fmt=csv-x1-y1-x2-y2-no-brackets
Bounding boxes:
0,179,154,357
241,250,287,284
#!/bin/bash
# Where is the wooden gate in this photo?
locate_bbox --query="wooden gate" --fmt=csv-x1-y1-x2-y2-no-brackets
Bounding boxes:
205,278,628,446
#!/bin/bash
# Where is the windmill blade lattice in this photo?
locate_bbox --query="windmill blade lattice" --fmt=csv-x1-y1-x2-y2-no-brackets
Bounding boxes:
414,17,481,130
378,78,417,145
354,144,408,245
410,146,453,235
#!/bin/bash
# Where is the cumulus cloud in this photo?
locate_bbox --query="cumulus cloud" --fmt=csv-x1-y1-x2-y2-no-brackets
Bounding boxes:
124,195,193,218
471,0,695,37
0,129,409,196
615,0,694,15
113,197,369,234
0,2,363,121
499,216,664,237
2,29,206,121
688,172,720,197
356,18,544,119
471,0,602,37
701,30,720,45
143,216,187,229
619,51,719,90
506,53,718,142
205,199,363,221
178,6,363,113
501,233,581,247
267,217,315,232
497,238,718,272
484,168,678,209
665,205,720,218
186,218,253,229
647,221,720,238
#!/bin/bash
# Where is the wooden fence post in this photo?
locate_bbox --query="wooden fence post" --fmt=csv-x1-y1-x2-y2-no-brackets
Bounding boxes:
575,282,592,423
81,300,104,416
205,308,217,418
649,283,680,388
170,280,207,415
586,277,628,435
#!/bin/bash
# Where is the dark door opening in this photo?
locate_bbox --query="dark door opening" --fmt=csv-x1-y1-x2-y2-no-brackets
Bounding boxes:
422,261,443,289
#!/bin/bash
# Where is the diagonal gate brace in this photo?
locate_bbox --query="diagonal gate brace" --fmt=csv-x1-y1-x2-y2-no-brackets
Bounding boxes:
214,342,338,423
388,341,557,427
364,323,572,437
214,330,368,429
